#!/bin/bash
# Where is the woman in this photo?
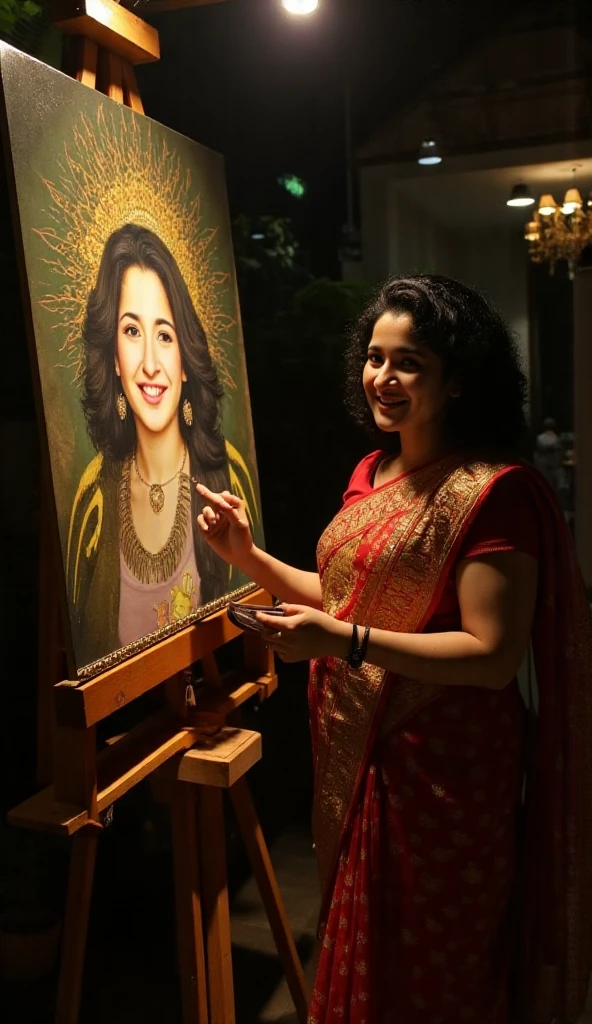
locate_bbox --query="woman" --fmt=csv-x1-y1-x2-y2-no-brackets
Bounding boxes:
67,223,254,668
196,275,592,1023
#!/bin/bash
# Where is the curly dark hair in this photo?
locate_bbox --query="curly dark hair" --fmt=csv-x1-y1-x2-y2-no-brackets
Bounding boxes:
81,223,230,603
345,274,528,457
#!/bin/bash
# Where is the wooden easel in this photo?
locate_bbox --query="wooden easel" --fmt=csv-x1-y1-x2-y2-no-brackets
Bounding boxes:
7,3,310,1022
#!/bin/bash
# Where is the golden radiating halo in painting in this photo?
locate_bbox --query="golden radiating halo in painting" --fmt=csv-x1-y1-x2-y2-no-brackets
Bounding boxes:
34,104,236,390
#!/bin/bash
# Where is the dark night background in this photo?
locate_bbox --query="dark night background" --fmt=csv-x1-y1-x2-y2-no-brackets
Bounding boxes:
0,0,587,1020
138,0,542,276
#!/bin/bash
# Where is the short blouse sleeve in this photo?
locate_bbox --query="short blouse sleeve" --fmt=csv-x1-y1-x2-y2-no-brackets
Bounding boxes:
458,470,540,562
342,451,381,507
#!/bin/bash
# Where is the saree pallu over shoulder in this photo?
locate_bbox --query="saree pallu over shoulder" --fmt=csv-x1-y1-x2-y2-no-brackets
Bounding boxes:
519,469,592,1022
310,456,508,909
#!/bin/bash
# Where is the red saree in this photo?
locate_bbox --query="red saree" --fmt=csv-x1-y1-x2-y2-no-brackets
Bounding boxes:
308,455,592,1024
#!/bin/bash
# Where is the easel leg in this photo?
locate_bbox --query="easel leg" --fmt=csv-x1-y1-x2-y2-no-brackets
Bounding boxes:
171,786,209,1024
121,63,144,113
97,48,124,103
55,828,99,1024
64,35,98,89
230,777,311,1024
199,788,235,1024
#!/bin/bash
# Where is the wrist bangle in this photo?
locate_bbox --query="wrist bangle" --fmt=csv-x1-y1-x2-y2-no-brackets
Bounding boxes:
347,623,359,666
347,623,370,669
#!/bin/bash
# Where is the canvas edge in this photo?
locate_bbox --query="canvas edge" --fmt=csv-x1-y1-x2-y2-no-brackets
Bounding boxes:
0,41,78,676
77,578,261,681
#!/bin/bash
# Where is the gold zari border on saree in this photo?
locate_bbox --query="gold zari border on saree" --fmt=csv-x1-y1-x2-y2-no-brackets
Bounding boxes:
312,458,507,900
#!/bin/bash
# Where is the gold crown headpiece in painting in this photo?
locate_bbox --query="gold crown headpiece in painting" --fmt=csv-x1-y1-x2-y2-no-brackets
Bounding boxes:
35,104,236,390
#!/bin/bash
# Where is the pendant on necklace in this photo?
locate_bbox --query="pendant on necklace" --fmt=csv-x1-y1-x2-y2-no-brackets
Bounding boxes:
149,484,165,515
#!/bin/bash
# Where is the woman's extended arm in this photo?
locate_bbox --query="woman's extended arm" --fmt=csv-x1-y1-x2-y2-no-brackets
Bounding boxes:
237,547,323,609
259,551,538,690
195,483,323,609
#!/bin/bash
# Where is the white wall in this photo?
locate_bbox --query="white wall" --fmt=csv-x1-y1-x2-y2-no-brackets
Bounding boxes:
357,175,530,387
447,227,530,386
386,186,456,279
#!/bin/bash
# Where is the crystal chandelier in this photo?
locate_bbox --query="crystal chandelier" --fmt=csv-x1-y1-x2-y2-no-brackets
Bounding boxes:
523,185,592,279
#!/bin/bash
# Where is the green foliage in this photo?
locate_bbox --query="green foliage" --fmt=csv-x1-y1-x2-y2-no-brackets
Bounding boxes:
234,214,300,272
241,272,376,570
292,278,374,338
278,173,306,199
232,214,311,327
0,0,60,68
0,0,42,36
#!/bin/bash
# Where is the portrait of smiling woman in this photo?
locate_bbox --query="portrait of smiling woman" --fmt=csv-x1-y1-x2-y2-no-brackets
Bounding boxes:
66,223,252,669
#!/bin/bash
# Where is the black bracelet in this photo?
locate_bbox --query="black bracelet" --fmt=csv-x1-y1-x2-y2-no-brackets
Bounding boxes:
347,623,359,665
360,625,370,662
347,623,371,669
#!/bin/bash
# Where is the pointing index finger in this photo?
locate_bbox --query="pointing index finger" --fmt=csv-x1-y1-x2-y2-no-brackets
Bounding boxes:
195,484,233,511
195,482,216,500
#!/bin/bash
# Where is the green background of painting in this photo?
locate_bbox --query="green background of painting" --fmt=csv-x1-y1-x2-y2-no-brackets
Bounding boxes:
0,43,264,674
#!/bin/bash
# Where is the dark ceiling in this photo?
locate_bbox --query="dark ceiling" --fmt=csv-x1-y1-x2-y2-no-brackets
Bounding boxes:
135,0,589,270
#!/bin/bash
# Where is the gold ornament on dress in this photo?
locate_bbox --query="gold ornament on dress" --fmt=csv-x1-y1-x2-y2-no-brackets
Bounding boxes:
34,104,236,390
182,398,193,426
133,446,188,515
116,393,127,421
119,459,190,584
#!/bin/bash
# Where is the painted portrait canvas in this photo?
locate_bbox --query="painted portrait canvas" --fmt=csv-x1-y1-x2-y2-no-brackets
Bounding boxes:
0,43,263,680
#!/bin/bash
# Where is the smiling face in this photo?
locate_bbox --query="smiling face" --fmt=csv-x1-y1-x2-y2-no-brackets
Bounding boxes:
362,311,457,437
115,265,186,436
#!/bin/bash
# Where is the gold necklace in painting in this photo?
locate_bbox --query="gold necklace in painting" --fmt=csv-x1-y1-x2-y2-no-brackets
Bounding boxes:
119,459,191,585
133,446,188,515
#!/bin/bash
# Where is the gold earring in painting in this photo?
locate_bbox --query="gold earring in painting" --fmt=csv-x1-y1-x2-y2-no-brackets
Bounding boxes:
116,393,127,421
182,398,193,427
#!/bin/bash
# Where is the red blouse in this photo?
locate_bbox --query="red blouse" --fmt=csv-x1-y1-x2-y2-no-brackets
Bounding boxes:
342,452,539,630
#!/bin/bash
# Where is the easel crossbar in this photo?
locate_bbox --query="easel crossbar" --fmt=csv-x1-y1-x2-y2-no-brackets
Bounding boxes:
95,670,276,811
55,588,269,728
50,0,160,64
9,667,277,834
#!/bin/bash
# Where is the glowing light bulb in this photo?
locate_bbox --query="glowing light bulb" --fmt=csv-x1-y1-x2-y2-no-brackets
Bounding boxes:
281,0,319,14
538,195,557,216
418,140,442,166
561,188,582,215
507,183,535,208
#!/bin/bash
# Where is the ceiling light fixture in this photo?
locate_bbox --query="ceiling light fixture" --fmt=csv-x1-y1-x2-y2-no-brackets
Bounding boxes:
538,194,557,216
506,183,535,208
524,176,592,278
417,139,442,166
281,0,319,14
524,220,540,242
561,187,583,215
